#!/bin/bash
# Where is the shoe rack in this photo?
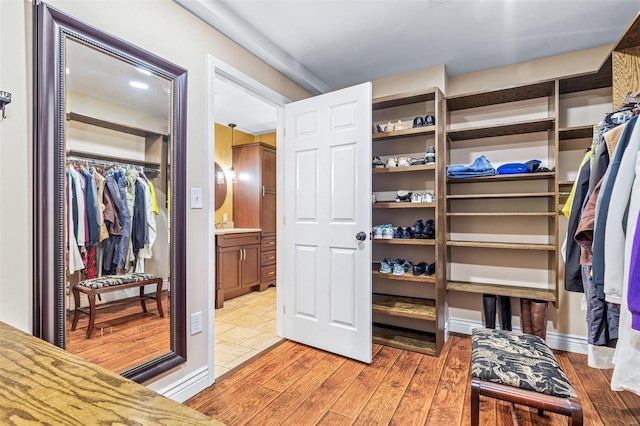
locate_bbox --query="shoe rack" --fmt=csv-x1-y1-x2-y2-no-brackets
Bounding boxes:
371,87,446,356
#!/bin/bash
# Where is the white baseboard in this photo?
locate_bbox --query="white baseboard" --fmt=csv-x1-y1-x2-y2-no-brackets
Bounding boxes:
157,366,210,403
446,317,588,354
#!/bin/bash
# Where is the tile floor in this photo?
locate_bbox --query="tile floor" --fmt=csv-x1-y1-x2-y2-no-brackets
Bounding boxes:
214,287,280,378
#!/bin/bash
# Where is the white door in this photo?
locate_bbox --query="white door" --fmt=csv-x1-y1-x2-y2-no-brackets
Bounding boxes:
282,83,372,363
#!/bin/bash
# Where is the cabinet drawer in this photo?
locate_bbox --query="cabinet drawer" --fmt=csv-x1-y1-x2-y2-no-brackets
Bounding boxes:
261,236,276,251
217,232,260,248
261,250,276,266
261,265,276,282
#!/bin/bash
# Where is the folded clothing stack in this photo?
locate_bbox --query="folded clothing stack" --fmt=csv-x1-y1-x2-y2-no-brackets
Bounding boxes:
447,155,496,178
497,159,545,174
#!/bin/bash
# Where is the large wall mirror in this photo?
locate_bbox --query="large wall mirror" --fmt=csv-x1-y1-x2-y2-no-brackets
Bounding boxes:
33,3,187,383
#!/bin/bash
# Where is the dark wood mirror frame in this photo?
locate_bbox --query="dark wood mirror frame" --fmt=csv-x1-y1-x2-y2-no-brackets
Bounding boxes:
32,2,187,383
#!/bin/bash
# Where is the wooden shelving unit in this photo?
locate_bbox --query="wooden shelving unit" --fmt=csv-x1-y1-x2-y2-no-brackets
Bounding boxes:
372,294,436,321
444,80,560,307
559,125,593,140
371,87,445,356
446,281,556,303
373,239,435,246
372,202,436,209
372,324,437,356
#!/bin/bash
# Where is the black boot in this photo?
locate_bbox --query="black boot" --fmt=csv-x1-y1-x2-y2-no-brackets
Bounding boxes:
499,296,512,331
482,294,496,329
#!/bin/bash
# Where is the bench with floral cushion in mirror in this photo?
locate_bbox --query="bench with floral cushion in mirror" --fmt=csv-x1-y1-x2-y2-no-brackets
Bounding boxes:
71,273,164,338
470,328,583,426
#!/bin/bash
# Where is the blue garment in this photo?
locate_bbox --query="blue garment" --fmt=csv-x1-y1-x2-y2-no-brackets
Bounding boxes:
593,115,638,300
447,155,496,178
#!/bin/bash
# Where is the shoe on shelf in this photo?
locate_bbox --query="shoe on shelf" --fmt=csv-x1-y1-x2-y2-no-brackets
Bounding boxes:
410,158,426,166
425,114,436,126
423,220,435,239
372,225,383,239
394,120,409,131
413,116,425,128
393,226,404,239
379,259,392,274
381,224,394,239
397,156,412,167
422,191,434,203
386,157,398,168
411,192,422,203
396,190,411,202
384,122,394,132
401,260,414,273
402,227,414,239
414,219,425,236
372,156,385,168
392,261,406,276
425,262,436,276
425,146,436,164
413,262,427,276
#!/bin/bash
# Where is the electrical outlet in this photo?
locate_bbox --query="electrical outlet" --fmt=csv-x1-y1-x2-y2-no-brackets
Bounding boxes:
190,311,203,335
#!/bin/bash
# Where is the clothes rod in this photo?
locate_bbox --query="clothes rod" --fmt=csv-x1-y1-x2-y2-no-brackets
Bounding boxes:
66,150,161,174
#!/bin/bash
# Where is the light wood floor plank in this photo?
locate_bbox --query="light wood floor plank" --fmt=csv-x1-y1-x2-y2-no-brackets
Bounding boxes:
262,348,331,393
424,336,470,425
246,353,346,426
329,346,402,418
600,368,640,422
353,384,403,426
389,334,452,425
215,386,280,426
555,351,603,424
381,350,422,389
283,346,382,426
317,411,354,426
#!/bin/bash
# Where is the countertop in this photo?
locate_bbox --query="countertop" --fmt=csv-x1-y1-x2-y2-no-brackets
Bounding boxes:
214,228,261,235
0,322,222,425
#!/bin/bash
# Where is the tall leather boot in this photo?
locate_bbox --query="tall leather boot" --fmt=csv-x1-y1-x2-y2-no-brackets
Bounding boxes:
531,300,549,340
498,296,512,331
520,298,533,335
482,294,496,329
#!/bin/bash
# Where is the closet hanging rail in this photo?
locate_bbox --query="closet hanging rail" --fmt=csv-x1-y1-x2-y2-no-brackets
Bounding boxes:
66,150,161,175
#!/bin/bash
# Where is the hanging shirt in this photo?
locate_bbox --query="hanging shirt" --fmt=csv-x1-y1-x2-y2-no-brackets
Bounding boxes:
66,170,84,274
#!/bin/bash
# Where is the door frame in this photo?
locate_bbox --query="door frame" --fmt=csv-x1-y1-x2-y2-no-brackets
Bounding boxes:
206,55,290,385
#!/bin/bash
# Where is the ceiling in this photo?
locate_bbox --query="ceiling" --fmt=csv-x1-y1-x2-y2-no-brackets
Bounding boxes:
177,0,640,95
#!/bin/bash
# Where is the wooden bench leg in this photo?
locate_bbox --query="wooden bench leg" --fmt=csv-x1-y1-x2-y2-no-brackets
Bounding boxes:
471,378,480,426
139,285,148,313
569,397,583,426
71,286,81,331
85,292,97,339
156,278,164,317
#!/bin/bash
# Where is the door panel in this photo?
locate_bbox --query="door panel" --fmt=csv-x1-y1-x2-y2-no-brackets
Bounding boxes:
282,82,372,363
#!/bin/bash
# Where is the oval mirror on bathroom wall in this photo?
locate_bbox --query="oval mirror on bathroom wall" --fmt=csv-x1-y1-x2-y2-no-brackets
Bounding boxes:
214,162,227,210
33,3,187,383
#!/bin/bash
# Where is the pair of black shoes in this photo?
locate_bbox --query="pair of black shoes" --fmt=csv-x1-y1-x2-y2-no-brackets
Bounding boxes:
393,226,414,239
414,219,435,239
412,262,436,276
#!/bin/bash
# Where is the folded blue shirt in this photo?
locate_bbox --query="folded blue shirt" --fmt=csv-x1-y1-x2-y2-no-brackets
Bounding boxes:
447,155,496,178
497,159,542,174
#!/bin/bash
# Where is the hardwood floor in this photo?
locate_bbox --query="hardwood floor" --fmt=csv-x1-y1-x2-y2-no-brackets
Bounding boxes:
185,334,640,425
66,291,170,373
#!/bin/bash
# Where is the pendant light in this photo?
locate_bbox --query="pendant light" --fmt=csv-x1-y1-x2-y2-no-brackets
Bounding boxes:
228,123,237,184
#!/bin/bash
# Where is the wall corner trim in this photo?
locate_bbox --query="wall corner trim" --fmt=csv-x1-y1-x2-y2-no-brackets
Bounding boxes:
156,366,210,403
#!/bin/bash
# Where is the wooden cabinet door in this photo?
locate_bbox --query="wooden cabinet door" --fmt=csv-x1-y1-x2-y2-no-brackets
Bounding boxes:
218,246,241,292
241,243,261,288
262,147,276,191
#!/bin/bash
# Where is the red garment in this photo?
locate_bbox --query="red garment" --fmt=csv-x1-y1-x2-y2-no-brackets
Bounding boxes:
85,246,97,279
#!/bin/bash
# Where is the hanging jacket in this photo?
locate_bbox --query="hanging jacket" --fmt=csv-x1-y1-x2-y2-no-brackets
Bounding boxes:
565,158,591,291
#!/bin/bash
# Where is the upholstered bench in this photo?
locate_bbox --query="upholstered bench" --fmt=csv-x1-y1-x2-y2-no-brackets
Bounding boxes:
470,328,583,426
71,273,164,338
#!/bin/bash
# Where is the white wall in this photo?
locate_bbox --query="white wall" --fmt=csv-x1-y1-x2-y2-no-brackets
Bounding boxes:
0,0,308,397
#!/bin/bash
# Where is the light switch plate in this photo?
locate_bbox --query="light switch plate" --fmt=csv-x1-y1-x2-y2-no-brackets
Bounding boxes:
190,311,203,335
190,187,203,209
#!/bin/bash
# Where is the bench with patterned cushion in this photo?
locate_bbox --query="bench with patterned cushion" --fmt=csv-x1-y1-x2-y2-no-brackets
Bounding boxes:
470,328,582,426
71,273,164,339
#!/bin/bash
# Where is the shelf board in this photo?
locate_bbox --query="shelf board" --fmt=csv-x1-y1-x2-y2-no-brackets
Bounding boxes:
373,239,435,246
372,270,436,283
559,125,593,140
447,212,555,217
446,281,556,302
372,323,437,356
559,56,612,94
447,192,554,199
372,163,435,174
447,117,555,141
446,241,556,250
372,126,435,140
67,112,166,138
372,294,436,321
372,202,436,209
372,89,436,110
446,81,555,111
447,172,555,183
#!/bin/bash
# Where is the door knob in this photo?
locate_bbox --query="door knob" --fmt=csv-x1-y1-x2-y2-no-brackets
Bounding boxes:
356,231,367,241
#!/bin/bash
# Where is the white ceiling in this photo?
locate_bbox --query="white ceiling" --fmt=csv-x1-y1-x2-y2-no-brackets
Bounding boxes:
177,0,640,95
